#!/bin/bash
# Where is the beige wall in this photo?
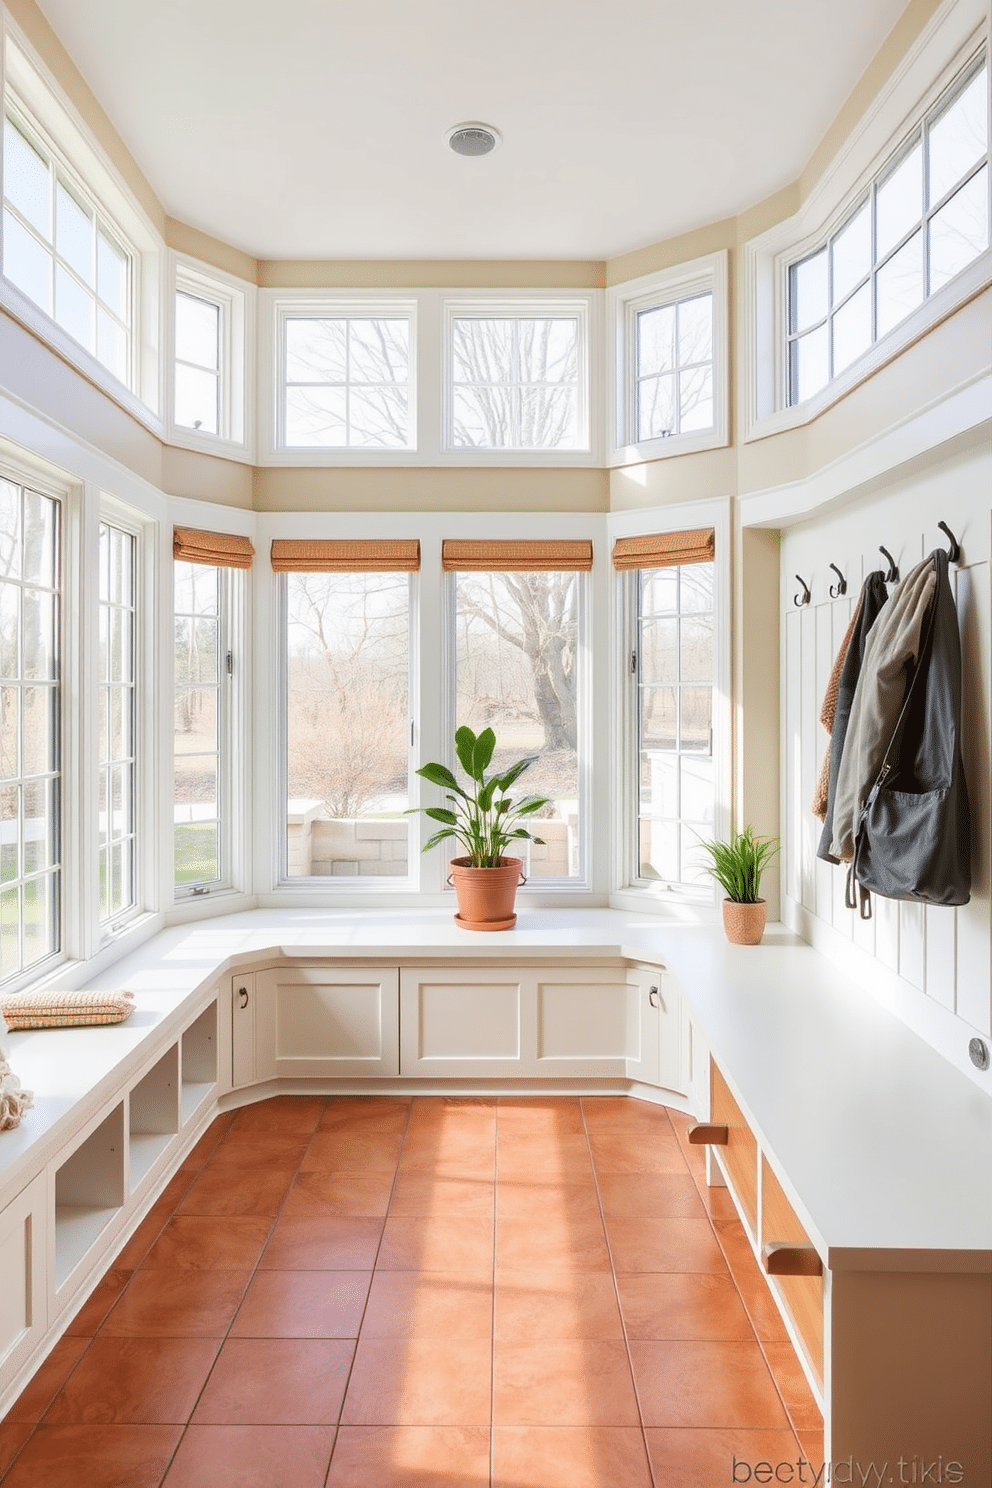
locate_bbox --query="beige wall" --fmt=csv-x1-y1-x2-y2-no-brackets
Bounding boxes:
251,466,609,514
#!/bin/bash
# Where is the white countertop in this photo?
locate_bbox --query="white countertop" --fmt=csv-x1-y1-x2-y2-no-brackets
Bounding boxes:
2,907,990,1264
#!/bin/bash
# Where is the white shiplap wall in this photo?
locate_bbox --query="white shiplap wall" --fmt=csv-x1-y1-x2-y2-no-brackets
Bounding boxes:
777,434,992,1086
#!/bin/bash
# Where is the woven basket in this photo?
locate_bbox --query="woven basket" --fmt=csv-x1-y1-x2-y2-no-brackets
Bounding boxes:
721,899,767,946
0,989,135,1030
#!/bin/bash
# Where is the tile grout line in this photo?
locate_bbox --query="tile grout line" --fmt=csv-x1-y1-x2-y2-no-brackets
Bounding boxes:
322,1095,415,1488
579,1096,659,1488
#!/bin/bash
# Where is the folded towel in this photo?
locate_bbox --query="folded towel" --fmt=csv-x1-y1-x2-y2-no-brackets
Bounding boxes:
0,989,135,1030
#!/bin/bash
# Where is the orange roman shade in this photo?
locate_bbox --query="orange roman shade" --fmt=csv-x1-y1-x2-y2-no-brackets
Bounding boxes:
442,539,593,572
270,539,421,572
611,528,715,570
173,527,255,569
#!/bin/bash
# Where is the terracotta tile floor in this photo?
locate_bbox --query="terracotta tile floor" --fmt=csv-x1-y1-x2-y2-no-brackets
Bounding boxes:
0,1096,824,1487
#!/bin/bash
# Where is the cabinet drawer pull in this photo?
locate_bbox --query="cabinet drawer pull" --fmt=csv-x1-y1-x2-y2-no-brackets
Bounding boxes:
648,986,661,1008
237,987,249,1009
687,1122,728,1145
762,1242,823,1276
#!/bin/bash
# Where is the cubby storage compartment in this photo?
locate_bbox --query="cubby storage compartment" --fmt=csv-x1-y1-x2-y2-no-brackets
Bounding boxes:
54,1104,125,1289
128,1045,180,1191
710,1059,758,1234
180,1003,218,1121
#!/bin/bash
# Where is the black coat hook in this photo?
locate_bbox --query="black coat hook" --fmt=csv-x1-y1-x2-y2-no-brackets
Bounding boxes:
794,574,811,607
828,563,847,598
937,521,960,563
879,546,899,582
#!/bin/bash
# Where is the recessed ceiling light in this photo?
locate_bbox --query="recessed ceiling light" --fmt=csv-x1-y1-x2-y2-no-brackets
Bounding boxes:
445,122,502,157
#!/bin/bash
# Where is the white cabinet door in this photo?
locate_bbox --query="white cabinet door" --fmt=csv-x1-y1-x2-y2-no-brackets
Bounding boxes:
231,973,257,1087
254,966,400,1078
399,964,628,1078
626,967,662,1086
0,1173,47,1393
627,966,686,1094
533,967,629,1077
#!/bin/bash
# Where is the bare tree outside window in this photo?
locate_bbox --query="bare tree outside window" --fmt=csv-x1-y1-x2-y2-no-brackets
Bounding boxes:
450,316,581,449
283,316,411,448
285,571,410,878
455,570,581,878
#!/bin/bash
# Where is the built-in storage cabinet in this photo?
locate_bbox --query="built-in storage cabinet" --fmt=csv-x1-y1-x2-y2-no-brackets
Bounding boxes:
253,966,401,1079
710,1059,758,1235
0,1174,47,1387
760,1155,824,1384
230,959,680,1086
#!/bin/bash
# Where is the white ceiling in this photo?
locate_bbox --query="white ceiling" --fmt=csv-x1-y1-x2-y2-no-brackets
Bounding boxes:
36,0,909,262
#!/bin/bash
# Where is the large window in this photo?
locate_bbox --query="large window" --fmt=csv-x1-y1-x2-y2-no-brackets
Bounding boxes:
98,521,136,924
2,110,131,385
788,53,989,405
0,480,60,982
279,542,414,879
634,292,714,443
174,561,224,891
447,311,584,450
448,540,589,880
616,530,715,890
281,313,412,449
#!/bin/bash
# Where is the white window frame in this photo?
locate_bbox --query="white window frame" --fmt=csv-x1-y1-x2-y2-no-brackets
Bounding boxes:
264,291,419,462
743,8,991,442
607,252,729,466
169,255,252,460
96,515,138,930
608,498,732,911
441,295,594,461
0,26,163,427
0,462,65,990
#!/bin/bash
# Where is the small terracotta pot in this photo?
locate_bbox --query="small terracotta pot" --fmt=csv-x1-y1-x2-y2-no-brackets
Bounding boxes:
448,857,524,930
722,898,767,946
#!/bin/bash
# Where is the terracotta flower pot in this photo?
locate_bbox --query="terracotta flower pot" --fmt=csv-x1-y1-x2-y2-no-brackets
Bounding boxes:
722,898,767,946
448,856,524,930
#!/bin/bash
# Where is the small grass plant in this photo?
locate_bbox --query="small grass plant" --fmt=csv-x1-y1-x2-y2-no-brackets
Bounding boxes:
699,826,779,904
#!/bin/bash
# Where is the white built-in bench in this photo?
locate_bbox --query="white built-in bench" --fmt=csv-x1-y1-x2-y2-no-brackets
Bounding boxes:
0,907,989,1474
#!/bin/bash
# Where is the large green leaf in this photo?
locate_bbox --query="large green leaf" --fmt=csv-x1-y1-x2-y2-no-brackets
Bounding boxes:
424,807,458,825
416,761,466,797
472,727,496,778
423,827,458,852
454,726,479,779
494,757,535,791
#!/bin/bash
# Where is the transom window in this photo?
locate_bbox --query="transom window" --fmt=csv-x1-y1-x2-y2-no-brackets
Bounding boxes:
98,521,136,925
0,479,60,983
788,53,989,405
2,111,131,385
634,292,714,442
447,309,585,450
282,315,412,449
175,290,220,435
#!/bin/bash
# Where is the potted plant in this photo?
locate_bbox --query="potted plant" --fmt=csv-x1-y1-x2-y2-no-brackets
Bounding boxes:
699,827,780,945
411,725,553,930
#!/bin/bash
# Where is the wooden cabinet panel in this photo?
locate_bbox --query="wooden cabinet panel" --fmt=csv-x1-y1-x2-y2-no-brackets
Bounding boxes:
710,1060,758,1233
255,967,400,1078
761,1155,824,1383
231,974,256,1087
626,968,686,1093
